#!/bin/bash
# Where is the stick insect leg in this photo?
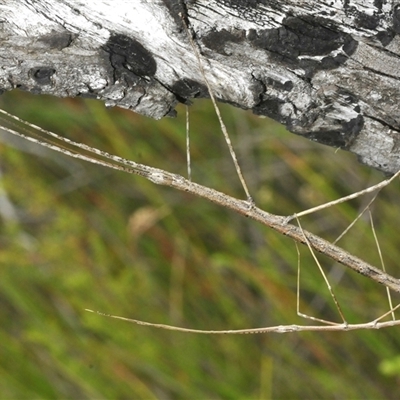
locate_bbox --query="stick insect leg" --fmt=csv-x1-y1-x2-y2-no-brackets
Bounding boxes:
185,105,191,181
285,170,400,223
295,218,347,326
180,13,253,205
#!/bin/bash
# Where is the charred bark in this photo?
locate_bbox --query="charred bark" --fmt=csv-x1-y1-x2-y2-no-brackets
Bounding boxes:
1,0,400,173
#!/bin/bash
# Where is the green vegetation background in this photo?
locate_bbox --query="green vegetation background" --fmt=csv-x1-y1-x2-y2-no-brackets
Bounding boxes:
1,90,400,399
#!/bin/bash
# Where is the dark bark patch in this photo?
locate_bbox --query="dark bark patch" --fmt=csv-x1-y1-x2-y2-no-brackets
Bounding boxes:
171,78,209,101
265,77,293,92
202,15,357,78
354,11,380,30
376,30,395,46
253,92,363,149
37,31,73,50
248,16,357,77
393,5,400,34
202,29,244,55
29,67,56,85
343,114,364,139
282,16,346,55
374,0,384,12
306,115,364,148
307,130,350,148
78,92,98,99
104,34,157,81
252,98,287,124
320,54,348,69
343,36,358,56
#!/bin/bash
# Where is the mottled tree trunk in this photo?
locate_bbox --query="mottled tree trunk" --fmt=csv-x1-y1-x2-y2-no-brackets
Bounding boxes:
1,0,400,173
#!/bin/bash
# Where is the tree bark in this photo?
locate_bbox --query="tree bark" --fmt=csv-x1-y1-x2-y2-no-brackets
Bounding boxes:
1,0,400,174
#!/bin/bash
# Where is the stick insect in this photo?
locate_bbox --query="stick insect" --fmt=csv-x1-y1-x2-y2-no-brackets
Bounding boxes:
1,18,400,333
1,95,400,334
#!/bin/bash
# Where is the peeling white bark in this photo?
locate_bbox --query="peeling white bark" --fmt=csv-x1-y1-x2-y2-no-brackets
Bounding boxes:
1,0,400,173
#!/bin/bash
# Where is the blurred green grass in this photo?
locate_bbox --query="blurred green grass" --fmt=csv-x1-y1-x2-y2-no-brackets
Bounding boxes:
0,90,400,398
